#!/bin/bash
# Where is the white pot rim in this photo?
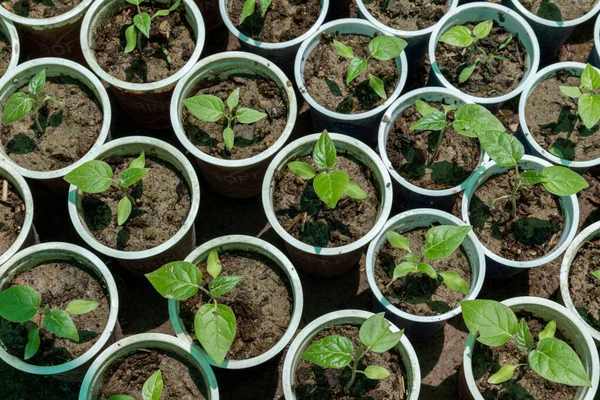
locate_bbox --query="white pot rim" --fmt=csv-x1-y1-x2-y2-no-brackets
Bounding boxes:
170,51,297,168
0,18,19,71
595,14,600,59
506,0,600,27
0,0,93,26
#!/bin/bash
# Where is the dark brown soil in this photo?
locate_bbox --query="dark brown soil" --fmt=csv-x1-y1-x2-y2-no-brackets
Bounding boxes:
304,32,400,114
294,324,408,399
569,236,600,331
182,75,287,160
0,178,25,254
386,103,480,190
81,155,191,251
374,227,471,316
99,349,207,400
435,23,527,98
0,32,11,76
273,153,380,248
181,250,292,360
1,0,81,18
0,262,110,366
468,168,564,261
366,0,448,31
229,0,321,43
519,0,596,21
473,312,579,399
0,77,103,172
526,70,600,161
92,1,195,83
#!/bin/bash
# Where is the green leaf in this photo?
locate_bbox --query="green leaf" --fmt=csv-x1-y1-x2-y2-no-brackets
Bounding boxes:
183,95,224,123
443,104,457,114
44,310,79,341
410,110,447,131
539,320,556,340
239,0,255,24
359,312,403,353
391,262,419,281
521,170,545,186
302,335,354,368
453,104,505,138
461,300,518,346
207,250,222,279
592,270,600,280
417,263,437,279
0,286,41,323
145,261,201,301
236,108,267,124
259,0,271,13
313,171,349,209
119,167,148,188
540,166,588,196
415,100,439,116
3,92,35,124
24,327,40,360
368,36,407,61
288,162,316,179
364,365,390,379
473,20,493,39
64,160,114,193
142,370,163,400
498,34,513,50
223,127,234,149
313,130,336,170
344,180,367,199
487,364,516,384
439,25,474,47
169,0,181,11
117,196,132,226
28,69,46,95
108,396,135,400
194,303,236,366
439,271,470,294
133,13,151,39
529,337,591,386
346,57,367,84
422,225,471,260
124,24,137,53
226,88,240,110
516,318,533,351
153,0,180,18
402,254,421,263
129,151,146,169
386,231,411,252
476,130,524,167
369,74,386,99
126,0,143,4
581,64,600,91
333,39,354,59
65,300,99,315
459,59,480,84
559,86,583,98
578,93,600,129
209,276,243,298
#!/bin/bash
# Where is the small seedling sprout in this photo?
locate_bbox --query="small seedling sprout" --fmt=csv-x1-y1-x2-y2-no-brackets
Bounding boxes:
239,0,271,24
0,285,99,360
108,369,163,400
592,270,600,281
559,63,600,131
124,0,181,54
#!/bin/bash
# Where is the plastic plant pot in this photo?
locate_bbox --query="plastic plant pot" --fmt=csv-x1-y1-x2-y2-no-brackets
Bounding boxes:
282,309,421,399
378,87,485,210
67,136,201,275
0,57,111,193
0,242,119,380
365,208,486,339
171,51,297,198
78,333,219,400
262,132,393,277
80,0,205,129
0,17,20,74
518,62,600,173
590,13,600,67
459,296,599,400
295,18,409,146
428,3,540,110
461,155,580,279
168,234,304,369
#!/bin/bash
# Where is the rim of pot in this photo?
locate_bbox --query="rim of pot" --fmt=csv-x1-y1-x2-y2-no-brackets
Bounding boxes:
518,61,600,170
281,309,421,400
0,242,119,375
67,136,201,261
378,87,487,197
0,18,19,72
506,0,600,27
595,14,600,61
294,18,409,122
462,296,600,400
560,220,600,343
366,208,486,324
78,333,220,400
168,234,304,369
0,0,93,26
461,155,579,269
219,0,329,50
80,0,205,92
262,132,393,257
171,51,297,169
428,2,541,106
0,161,34,266
0,57,112,181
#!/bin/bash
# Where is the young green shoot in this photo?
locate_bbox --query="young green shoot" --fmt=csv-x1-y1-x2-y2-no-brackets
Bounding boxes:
333,35,407,99
145,250,243,366
302,313,403,394
0,285,98,360
183,88,267,149
592,270,600,281
124,0,181,54
64,152,148,226
287,130,367,209
384,225,472,295
3,69,59,134
108,370,163,400
239,0,271,24
462,300,591,387
558,63,600,131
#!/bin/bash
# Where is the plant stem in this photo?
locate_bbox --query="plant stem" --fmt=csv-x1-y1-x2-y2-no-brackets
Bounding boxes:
429,124,448,165
510,164,521,218
137,31,143,54
33,100,43,135
344,345,366,393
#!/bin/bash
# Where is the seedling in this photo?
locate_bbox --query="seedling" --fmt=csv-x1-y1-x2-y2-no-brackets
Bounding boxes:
108,370,163,400
333,35,407,99
183,88,267,149
287,130,367,209
0,285,98,360
124,0,181,54
3,69,59,134
592,270,600,281
558,64,600,131
239,0,271,24
302,313,403,394
462,300,591,387
145,250,242,366
438,20,509,83
384,225,472,295
64,152,148,226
